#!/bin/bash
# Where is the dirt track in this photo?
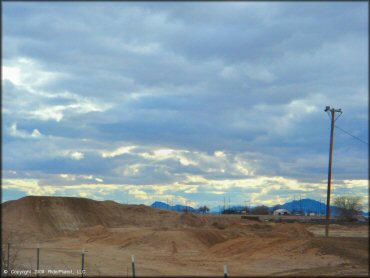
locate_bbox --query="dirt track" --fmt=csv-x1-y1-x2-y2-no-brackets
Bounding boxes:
2,196,369,276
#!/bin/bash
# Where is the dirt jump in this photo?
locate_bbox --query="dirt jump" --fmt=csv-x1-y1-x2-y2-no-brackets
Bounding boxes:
2,196,368,276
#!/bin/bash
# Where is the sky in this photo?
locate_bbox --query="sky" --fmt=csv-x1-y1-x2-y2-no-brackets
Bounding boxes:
2,2,369,210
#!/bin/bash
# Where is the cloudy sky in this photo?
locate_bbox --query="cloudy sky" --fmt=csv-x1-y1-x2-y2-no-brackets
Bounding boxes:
2,2,368,210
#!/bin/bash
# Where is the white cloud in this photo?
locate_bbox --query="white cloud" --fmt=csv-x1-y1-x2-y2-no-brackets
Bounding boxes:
60,174,75,180
2,179,58,196
123,164,141,176
30,106,64,122
343,179,368,188
128,188,149,200
31,129,42,138
4,58,61,90
2,175,368,209
9,123,20,137
220,62,276,83
2,66,21,85
214,151,226,158
3,58,111,122
138,148,199,166
101,146,136,158
70,151,84,160
8,122,43,139
29,100,108,122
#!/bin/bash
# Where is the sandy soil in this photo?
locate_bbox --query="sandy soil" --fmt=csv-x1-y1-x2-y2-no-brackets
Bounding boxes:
2,196,368,277
307,223,369,238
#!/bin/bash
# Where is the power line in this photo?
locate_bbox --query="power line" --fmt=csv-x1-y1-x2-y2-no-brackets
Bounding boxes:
335,125,369,146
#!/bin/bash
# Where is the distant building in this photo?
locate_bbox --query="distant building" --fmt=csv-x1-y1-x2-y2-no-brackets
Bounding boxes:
273,209,291,215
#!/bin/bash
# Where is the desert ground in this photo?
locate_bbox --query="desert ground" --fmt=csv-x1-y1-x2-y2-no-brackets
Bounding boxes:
2,196,368,277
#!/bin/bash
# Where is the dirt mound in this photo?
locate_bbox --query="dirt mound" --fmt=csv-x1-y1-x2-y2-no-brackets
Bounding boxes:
203,223,314,259
77,225,109,237
3,196,368,276
206,215,241,228
272,223,314,238
190,229,227,246
247,223,274,231
113,229,211,253
207,237,259,258
1,196,180,241
207,235,313,260
179,212,207,227
75,225,112,243
309,237,369,266
2,196,312,250
212,221,228,229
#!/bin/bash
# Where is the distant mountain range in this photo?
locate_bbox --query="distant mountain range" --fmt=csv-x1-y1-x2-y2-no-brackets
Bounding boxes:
151,198,368,216
151,201,196,212
279,199,329,215
274,199,367,217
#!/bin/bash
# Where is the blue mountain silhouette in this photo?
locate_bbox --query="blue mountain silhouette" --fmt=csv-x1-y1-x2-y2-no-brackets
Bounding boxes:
152,198,367,216
151,201,196,212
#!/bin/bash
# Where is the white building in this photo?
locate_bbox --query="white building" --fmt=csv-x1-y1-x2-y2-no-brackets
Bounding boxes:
273,209,291,215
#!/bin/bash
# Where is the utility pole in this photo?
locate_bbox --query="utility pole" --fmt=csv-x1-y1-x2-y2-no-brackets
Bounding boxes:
244,199,250,215
324,106,342,237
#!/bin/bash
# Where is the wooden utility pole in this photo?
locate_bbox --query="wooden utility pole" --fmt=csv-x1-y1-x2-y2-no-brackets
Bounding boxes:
324,106,342,237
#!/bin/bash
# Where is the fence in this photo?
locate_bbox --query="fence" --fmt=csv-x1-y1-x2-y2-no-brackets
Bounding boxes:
1,244,229,277
2,244,84,277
